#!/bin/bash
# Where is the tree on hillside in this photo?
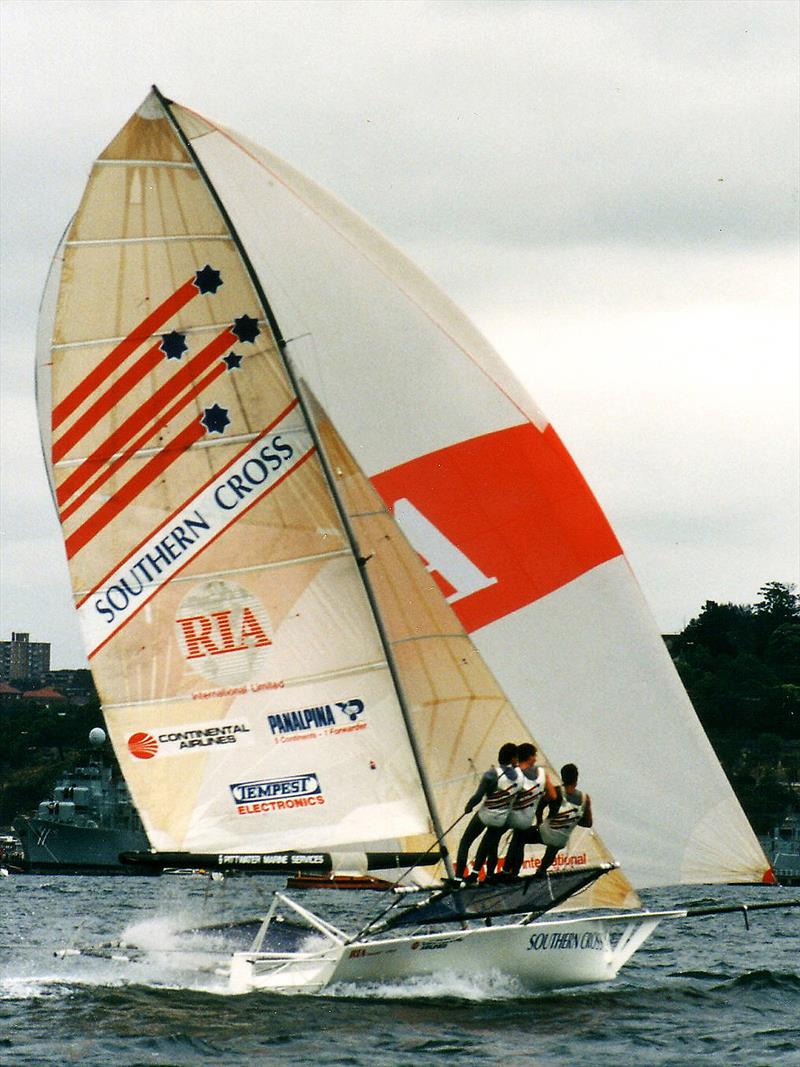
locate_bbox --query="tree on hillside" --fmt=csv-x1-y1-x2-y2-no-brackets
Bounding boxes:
755,581,800,622
668,581,800,830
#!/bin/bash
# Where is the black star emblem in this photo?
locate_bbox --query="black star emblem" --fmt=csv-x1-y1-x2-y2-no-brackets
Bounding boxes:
232,314,260,343
161,331,188,360
223,352,243,371
201,404,231,434
194,265,223,294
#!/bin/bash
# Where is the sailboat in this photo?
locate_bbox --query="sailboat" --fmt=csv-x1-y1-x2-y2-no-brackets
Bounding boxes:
37,87,794,995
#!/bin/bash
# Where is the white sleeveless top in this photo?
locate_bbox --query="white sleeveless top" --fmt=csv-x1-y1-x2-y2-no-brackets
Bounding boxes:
539,788,588,847
507,765,547,830
478,765,520,827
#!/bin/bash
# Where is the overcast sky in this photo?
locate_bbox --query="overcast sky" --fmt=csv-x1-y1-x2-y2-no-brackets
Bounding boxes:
1,0,798,668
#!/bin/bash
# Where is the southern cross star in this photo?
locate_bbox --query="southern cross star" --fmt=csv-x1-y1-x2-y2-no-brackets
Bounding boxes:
232,314,260,343
194,265,223,294
160,331,188,360
201,403,231,434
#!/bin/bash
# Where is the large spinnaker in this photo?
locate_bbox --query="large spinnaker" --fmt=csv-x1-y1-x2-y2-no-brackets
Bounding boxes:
313,395,637,908
43,93,433,854
168,97,772,888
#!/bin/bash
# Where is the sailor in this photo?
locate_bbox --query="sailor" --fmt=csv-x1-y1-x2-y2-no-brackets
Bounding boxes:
504,762,592,880
452,743,520,883
482,742,558,881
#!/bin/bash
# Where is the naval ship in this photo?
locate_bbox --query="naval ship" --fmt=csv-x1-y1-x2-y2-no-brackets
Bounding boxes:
761,811,800,886
14,728,152,874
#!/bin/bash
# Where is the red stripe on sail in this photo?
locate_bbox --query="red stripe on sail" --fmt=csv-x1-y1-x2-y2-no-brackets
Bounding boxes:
65,418,206,559
52,277,199,431
59,359,228,522
371,422,623,634
56,329,237,503
75,398,301,609
53,338,165,463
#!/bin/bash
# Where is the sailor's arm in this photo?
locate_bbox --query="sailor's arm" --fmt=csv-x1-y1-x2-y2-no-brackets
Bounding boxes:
464,769,497,813
579,793,593,827
544,769,558,801
540,771,560,821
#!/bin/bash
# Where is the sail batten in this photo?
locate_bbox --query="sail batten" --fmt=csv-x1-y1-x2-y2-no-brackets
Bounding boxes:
65,235,235,247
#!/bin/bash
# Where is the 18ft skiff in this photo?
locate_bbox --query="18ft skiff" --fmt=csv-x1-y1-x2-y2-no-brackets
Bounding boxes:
38,88,794,994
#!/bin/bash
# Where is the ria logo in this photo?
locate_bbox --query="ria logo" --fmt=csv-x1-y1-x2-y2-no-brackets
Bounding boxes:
128,732,158,759
175,579,272,684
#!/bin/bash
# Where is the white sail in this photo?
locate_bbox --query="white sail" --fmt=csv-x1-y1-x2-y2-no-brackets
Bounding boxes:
39,89,771,892
314,396,635,907
166,98,771,888
41,95,432,854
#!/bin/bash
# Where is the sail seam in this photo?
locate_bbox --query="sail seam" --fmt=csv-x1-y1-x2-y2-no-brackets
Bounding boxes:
52,320,265,351
102,660,388,708
54,425,308,468
72,549,352,597
95,160,196,168
65,235,233,247
388,633,471,646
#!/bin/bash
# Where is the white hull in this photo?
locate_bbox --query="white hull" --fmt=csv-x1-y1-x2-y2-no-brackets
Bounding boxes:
228,896,661,995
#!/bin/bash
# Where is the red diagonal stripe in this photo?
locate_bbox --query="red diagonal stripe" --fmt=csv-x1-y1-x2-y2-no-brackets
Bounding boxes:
56,328,236,502
75,398,301,609
59,359,229,522
53,337,165,463
65,418,207,559
52,277,199,431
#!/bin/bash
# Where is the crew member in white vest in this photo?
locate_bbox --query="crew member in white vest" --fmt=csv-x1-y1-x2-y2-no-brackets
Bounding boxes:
504,762,592,880
451,743,520,884
476,742,557,882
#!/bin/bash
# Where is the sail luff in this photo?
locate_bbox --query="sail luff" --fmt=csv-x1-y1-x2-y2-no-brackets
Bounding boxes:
158,89,453,875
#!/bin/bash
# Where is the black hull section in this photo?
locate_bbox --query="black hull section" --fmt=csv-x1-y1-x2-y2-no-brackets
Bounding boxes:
15,817,154,875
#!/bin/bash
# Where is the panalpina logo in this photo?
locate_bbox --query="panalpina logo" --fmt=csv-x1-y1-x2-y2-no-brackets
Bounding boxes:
128,732,159,759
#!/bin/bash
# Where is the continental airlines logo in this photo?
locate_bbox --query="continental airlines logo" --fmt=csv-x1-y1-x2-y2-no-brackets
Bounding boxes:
127,719,252,760
230,772,324,816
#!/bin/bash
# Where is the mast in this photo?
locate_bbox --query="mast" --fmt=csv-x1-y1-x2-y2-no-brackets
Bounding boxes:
152,86,455,878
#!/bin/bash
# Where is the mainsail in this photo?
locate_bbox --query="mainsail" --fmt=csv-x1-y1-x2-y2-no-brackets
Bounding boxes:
37,88,770,894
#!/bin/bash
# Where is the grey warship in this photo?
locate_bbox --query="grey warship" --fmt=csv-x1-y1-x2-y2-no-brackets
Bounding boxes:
14,728,151,874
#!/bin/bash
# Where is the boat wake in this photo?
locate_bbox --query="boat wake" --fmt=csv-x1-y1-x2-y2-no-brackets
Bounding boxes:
1,911,260,1000
327,968,532,1002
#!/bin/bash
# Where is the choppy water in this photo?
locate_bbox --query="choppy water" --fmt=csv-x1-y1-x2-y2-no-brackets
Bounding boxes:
1,875,798,1065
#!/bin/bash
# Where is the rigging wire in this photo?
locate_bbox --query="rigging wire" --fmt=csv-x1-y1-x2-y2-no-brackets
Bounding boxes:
347,810,470,943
